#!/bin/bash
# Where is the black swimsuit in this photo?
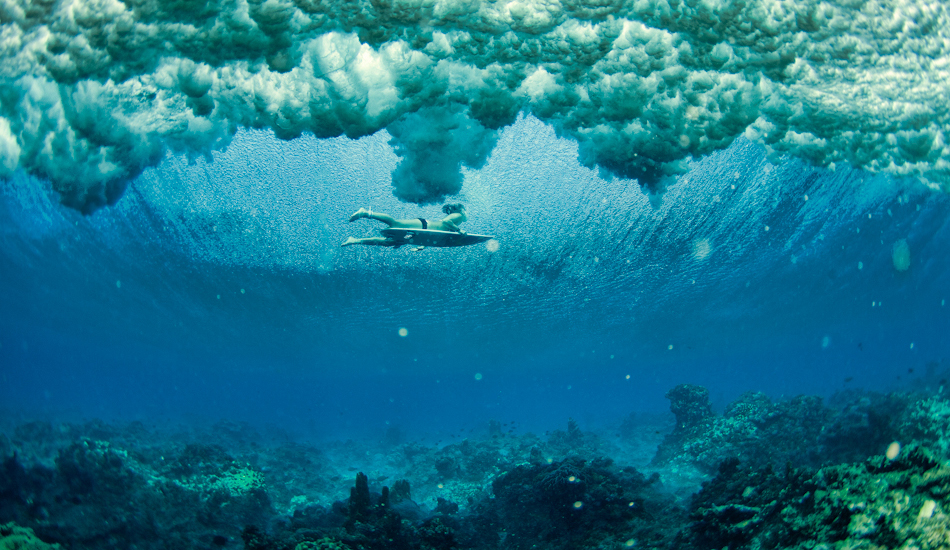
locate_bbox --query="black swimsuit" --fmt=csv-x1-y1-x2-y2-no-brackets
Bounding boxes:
418,218,428,229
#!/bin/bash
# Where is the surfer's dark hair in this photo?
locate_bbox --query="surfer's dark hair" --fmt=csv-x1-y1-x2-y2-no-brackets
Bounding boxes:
442,203,465,214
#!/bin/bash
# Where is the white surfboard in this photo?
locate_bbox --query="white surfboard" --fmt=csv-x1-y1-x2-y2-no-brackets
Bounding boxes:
380,228,495,248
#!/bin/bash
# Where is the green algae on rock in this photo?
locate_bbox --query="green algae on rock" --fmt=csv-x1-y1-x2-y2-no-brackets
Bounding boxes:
686,445,950,550
0,523,61,550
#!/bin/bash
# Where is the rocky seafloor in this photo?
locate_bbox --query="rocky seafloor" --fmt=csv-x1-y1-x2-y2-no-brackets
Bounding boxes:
3,383,950,550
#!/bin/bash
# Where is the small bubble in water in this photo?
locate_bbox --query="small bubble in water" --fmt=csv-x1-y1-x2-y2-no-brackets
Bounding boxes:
668,344,674,350
116,280,121,289
474,373,482,380
573,501,583,509
398,328,408,337
241,289,245,294
485,239,500,252
858,262,863,270
886,442,900,460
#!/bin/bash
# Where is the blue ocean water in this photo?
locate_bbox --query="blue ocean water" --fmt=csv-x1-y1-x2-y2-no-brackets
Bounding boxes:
3,115,947,440
4,3,950,547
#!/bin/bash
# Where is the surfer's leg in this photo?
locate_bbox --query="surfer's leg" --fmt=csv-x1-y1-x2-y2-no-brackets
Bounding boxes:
349,208,399,225
341,236,396,247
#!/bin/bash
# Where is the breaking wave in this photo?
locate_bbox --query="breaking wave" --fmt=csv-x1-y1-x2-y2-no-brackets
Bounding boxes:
1,0,947,212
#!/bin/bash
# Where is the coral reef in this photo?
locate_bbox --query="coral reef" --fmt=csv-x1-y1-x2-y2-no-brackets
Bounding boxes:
653,384,925,474
684,445,950,550
0,522,60,550
3,387,950,549
486,457,681,550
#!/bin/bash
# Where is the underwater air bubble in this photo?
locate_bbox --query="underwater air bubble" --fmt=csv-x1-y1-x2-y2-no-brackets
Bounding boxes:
892,239,911,271
398,328,408,337
474,373,483,380
485,239,500,252
116,280,121,288
573,501,583,509
886,442,900,460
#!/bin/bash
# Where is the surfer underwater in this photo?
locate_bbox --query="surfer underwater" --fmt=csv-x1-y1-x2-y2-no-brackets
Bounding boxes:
341,203,468,248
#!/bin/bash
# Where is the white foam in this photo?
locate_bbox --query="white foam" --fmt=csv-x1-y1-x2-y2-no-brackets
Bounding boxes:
1,0,947,211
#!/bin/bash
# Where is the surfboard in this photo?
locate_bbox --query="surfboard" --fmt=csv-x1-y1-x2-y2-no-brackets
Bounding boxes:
380,228,494,248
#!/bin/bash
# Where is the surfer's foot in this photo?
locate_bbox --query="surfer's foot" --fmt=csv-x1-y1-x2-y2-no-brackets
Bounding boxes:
341,237,360,247
348,208,369,222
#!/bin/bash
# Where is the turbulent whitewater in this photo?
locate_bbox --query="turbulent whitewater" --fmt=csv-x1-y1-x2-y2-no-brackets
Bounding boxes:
1,0,948,213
